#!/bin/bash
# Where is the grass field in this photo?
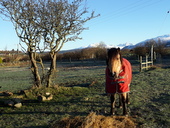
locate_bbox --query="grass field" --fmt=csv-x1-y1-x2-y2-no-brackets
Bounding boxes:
0,60,170,128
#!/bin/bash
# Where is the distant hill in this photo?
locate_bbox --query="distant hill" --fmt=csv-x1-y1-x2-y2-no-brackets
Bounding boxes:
123,34,170,49
59,34,170,53
59,48,81,54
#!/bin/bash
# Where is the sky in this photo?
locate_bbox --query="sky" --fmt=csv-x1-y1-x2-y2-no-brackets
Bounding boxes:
1,0,170,51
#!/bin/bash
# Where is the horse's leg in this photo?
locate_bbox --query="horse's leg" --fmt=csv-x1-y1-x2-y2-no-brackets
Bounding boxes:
110,94,116,115
126,93,130,104
118,94,122,108
121,93,128,116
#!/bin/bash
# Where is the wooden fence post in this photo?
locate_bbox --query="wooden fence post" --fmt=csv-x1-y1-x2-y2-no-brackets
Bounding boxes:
146,55,148,70
140,56,142,72
139,54,154,72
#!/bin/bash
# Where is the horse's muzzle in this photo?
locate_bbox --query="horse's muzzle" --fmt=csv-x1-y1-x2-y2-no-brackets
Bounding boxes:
110,72,117,79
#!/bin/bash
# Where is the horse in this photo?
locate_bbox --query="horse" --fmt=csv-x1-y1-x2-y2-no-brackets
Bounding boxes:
105,48,132,116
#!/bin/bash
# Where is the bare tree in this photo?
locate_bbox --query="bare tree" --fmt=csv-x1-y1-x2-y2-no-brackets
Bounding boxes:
155,38,167,56
133,46,147,56
0,0,99,87
1,0,45,87
38,0,99,87
145,39,156,54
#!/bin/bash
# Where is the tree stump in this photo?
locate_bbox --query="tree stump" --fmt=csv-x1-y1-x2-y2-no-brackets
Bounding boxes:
37,93,53,102
37,95,47,102
4,98,22,108
14,103,22,108
46,95,53,100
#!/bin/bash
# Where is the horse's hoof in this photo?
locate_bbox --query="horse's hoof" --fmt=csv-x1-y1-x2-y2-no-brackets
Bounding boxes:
122,114,128,117
118,105,122,109
111,113,115,116
123,113,129,116
110,112,115,116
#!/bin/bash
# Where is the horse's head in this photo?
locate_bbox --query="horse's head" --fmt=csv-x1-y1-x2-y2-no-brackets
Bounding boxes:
107,48,122,79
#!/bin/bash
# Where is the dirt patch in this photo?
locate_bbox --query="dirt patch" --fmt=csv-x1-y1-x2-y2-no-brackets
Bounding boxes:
51,112,137,128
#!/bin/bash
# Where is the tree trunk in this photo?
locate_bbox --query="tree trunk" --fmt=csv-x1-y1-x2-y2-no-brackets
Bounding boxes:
46,52,57,87
28,49,42,87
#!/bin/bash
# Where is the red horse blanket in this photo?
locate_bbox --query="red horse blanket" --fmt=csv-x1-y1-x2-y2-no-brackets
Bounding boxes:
105,58,132,94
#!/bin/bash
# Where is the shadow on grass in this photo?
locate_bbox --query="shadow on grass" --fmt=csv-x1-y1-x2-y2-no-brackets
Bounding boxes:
65,83,90,87
23,125,49,128
1,111,89,116
1,98,100,115
151,93,170,104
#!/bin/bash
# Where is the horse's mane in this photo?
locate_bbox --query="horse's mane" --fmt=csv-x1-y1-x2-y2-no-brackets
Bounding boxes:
106,48,122,66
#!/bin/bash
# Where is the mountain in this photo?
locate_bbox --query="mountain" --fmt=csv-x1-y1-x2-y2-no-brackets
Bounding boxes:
123,34,170,49
82,34,170,50
59,34,170,53
82,42,133,49
117,43,133,49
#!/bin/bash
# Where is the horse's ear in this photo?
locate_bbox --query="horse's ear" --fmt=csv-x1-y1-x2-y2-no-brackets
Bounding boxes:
106,58,109,66
117,47,120,52
106,49,109,66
